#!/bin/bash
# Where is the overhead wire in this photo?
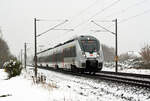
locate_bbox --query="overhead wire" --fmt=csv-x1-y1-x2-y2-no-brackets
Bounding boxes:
69,0,99,20
104,0,149,18
73,0,121,29
36,20,68,37
91,0,150,31
56,0,106,39
91,6,150,33
48,0,101,42
118,8,150,24
35,0,122,49
36,0,100,40
59,0,121,40
100,8,150,29
60,0,101,31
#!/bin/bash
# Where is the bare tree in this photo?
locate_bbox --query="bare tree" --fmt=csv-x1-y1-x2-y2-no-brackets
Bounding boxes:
0,37,12,68
139,44,150,64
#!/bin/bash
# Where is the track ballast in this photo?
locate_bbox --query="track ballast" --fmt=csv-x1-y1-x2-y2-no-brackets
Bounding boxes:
28,65,150,88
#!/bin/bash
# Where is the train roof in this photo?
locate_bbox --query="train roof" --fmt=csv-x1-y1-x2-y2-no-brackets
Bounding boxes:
77,35,98,41
37,35,98,54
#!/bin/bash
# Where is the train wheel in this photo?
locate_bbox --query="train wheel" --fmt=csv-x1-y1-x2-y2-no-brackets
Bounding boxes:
71,65,78,73
55,65,59,69
71,65,74,72
92,72,96,75
80,68,84,74
46,64,49,69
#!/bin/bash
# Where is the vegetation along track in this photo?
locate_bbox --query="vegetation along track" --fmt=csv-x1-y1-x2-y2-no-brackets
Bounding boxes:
28,65,150,88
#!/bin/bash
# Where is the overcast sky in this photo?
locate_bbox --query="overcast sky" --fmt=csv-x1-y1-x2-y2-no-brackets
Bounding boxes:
0,0,150,56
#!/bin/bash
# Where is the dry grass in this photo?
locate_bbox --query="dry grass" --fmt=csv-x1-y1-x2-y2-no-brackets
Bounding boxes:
31,73,57,91
41,82,57,91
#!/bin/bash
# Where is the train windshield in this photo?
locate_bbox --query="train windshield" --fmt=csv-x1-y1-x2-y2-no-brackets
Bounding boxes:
80,40,100,52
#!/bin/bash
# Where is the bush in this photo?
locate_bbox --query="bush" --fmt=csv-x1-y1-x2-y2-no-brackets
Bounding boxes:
3,60,22,78
139,44,150,64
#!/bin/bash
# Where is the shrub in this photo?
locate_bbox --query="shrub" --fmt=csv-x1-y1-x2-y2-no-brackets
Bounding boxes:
3,60,22,78
139,44,150,64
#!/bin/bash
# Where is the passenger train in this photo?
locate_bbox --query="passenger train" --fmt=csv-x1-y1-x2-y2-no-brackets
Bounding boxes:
37,35,104,73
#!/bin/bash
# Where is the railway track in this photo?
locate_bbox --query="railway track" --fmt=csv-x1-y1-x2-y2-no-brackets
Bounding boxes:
27,65,150,88
96,72,150,88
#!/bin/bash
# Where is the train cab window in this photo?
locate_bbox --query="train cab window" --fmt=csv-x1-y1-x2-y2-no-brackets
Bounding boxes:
80,40,100,52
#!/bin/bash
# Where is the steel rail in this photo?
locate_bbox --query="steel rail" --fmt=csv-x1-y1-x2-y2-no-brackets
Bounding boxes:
99,71,150,78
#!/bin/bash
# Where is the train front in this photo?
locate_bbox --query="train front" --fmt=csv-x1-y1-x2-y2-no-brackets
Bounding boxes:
78,36,104,73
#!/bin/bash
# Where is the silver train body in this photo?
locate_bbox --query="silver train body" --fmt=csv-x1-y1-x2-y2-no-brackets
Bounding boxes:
37,35,104,73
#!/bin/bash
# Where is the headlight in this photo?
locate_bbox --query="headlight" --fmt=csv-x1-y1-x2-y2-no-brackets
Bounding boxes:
97,54,100,57
82,51,86,58
97,52,100,57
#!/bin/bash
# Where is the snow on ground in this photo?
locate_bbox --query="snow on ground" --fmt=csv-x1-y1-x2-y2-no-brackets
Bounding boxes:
0,69,50,101
0,67,150,101
37,68,150,101
103,61,150,75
